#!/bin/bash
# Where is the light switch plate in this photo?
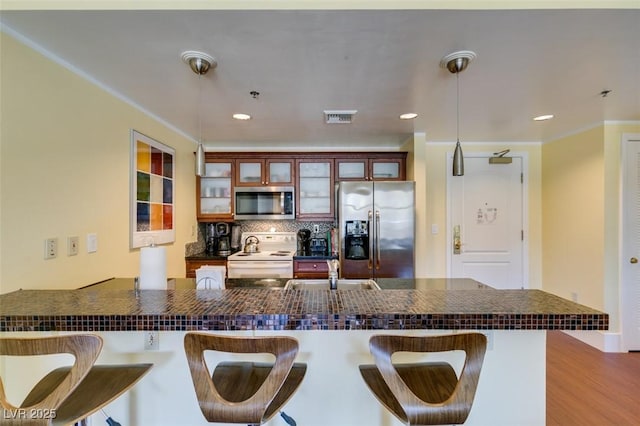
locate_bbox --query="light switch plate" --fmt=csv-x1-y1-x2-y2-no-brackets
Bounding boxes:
67,236,79,256
86,233,98,253
44,238,58,259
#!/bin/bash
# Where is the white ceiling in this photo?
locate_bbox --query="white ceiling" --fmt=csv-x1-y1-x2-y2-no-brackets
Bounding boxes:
1,5,639,150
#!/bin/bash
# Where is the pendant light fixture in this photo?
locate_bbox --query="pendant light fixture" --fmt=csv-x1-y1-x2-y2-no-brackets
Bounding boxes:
181,51,217,176
441,50,476,176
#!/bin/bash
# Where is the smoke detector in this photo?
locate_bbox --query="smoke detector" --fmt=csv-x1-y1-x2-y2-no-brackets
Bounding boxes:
324,110,357,124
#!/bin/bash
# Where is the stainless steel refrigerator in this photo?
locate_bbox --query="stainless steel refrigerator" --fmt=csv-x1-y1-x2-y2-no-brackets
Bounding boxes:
338,181,415,278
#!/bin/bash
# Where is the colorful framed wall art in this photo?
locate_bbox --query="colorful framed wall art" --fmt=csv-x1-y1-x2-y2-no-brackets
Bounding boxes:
130,130,175,248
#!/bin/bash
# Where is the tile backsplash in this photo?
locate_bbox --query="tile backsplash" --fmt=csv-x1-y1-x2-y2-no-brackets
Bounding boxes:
186,220,335,256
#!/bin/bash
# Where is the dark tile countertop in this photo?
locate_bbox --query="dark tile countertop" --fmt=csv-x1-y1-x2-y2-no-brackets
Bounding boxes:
0,278,608,332
185,250,239,261
186,251,338,261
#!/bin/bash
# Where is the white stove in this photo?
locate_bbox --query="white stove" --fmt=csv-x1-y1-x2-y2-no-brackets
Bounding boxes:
227,232,297,278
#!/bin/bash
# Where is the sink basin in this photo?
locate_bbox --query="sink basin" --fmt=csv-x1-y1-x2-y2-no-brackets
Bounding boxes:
284,279,380,290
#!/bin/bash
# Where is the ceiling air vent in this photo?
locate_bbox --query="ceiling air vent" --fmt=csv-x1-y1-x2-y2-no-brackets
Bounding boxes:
324,110,357,124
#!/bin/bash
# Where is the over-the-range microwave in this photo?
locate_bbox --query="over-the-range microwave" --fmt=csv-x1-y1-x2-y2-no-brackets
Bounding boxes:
234,186,295,220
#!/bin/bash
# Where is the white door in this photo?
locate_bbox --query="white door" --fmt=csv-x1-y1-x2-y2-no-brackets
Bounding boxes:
448,154,526,289
621,134,640,351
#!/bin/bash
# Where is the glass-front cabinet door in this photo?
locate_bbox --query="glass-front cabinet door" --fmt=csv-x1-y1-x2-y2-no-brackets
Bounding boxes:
197,161,233,220
266,159,294,185
336,159,367,180
370,159,403,180
297,159,334,219
236,161,263,186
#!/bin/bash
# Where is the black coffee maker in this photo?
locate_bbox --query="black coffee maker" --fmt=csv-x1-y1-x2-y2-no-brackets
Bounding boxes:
215,223,231,256
205,223,217,255
310,237,328,256
297,229,311,256
205,223,231,256
345,220,369,260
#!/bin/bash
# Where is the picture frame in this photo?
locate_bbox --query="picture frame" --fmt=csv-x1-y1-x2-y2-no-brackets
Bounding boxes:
130,130,175,248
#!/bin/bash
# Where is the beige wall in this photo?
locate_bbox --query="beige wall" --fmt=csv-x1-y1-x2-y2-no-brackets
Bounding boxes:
541,123,640,333
0,33,198,292
542,127,605,309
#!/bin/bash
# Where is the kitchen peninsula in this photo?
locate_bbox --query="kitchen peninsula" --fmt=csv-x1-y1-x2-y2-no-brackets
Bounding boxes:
0,278,607,426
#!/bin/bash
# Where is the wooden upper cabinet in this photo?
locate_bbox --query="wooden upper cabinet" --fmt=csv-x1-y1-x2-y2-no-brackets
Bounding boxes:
296,158,334,220
336,158,368,180
266,159,295,185
235,159,294,186
336,153,406,181
197,159,234,221
198,152,405,222
369,157,405,180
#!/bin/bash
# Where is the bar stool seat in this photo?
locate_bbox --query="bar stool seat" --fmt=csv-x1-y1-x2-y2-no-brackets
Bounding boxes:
359,333,487,425
0,334,152,425
184,333,306,425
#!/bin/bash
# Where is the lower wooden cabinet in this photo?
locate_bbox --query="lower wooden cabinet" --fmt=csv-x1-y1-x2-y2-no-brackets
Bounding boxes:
293,259,330,278
185,259,226,278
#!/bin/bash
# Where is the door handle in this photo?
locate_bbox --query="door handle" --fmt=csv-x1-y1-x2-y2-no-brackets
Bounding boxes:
375,210,381,270
453,225,461,255
368,210,373,271
631,257,638,264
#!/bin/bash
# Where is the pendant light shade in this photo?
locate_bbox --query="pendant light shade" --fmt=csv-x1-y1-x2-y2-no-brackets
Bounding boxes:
195,142,205,176
453,140,464,176
182,51,217,177
441,51,476,177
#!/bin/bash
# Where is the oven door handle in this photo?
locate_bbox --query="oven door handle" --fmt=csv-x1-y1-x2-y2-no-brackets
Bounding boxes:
228,262,291,268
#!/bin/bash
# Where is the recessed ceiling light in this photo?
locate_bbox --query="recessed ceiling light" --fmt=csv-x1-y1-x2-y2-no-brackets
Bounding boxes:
533,114,554,121
233,113,251,120
399,113,418,120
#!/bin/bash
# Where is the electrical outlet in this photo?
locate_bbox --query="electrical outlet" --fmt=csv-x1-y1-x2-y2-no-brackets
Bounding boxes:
313,224,320,234
44,238,58,259
67,236,79,256
144,331,159,350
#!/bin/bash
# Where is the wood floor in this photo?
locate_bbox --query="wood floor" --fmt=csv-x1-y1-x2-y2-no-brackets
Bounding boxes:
546,331,640,425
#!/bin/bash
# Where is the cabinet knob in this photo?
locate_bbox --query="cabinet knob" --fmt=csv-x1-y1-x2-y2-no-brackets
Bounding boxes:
313,264,317,269
631,257,638,264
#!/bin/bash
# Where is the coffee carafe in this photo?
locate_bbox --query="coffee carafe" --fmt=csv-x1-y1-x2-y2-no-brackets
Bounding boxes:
215,222,231,256
230,224,242,250
297,229,311,256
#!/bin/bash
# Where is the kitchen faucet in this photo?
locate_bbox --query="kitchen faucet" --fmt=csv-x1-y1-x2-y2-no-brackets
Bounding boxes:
327,259,339,290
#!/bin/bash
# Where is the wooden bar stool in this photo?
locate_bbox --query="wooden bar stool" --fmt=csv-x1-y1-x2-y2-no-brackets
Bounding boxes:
359,333,487,425
183,333,307,425
0,334,152,426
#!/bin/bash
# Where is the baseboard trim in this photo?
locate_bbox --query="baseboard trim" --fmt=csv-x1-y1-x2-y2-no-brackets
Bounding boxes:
561,330,622,352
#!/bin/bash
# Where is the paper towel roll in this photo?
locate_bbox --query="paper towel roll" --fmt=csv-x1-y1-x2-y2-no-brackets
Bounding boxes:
139,246,167,290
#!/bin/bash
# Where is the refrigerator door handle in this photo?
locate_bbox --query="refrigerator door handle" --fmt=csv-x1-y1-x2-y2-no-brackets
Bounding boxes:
375,210,381,270
368,210,373,271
